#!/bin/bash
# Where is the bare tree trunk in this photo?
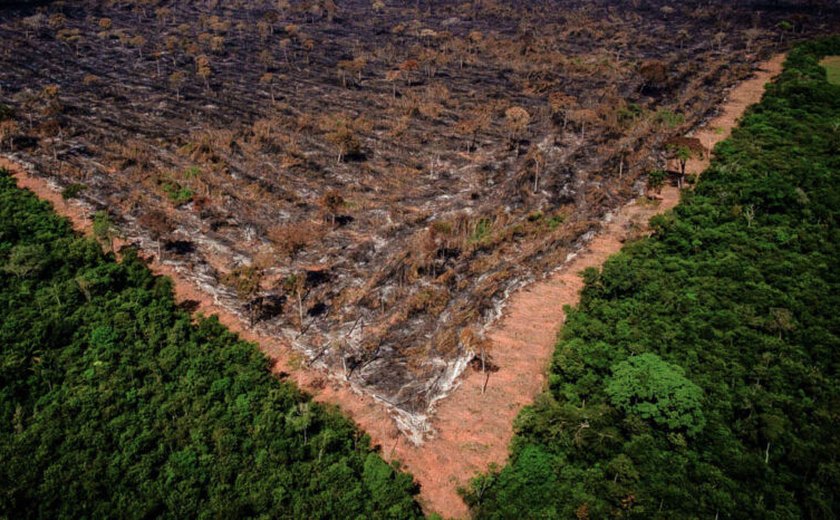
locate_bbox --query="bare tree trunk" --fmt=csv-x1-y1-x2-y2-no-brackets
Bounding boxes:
297,290,304,332
480,346,489,394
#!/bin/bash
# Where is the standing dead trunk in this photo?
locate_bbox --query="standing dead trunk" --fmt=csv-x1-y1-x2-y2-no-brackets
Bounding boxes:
480,345,490,394
297,290,304,332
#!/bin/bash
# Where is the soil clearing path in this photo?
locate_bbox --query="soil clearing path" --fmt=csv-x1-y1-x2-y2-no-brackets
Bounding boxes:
389,52,786,518
1,53,784,519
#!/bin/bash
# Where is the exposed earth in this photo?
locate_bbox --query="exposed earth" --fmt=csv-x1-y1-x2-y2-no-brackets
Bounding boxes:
0,1,817,435
1,51,786,517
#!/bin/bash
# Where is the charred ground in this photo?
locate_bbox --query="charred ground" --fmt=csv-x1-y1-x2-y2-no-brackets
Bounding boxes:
0,0,835,435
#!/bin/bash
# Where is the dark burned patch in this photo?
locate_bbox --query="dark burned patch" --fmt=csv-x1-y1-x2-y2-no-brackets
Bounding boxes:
11,134,37,149
469,354,500,373
164,240,195,255
305,269,331,286
248,293,286,322
344,354,361,372
437,247,461,261
307,302,328,317
342,149,368,163
177,299,201,313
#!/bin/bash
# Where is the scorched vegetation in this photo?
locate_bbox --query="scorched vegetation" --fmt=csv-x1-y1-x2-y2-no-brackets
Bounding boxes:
0,0,836,433
464,37,840,520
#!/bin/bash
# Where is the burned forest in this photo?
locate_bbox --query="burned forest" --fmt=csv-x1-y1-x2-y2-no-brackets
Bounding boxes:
0,0,835,437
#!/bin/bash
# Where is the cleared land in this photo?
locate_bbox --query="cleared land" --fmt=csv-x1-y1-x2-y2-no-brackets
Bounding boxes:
464,39,840,518
0,169,423,518
0,1,808,435
1,52,786,518
374,52,786,518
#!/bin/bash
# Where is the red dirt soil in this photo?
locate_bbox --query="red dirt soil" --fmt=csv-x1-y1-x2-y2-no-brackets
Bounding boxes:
0,53,785,519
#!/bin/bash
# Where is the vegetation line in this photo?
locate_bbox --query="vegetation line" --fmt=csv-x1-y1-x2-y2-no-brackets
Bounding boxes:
0,48,787,518
0,170,422,517
464,37,840,519
379,52,787,519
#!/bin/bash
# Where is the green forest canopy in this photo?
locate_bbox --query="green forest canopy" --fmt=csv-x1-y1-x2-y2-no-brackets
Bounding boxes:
0,172,421,518
465,37,840,519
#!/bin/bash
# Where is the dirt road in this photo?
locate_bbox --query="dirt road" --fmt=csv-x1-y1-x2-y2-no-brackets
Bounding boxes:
1,53,785,519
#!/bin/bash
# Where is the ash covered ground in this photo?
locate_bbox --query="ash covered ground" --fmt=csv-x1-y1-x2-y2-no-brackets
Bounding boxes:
1,0,835,434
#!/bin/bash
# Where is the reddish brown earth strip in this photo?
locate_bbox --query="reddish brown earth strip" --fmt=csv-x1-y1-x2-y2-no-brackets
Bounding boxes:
0,53,784,519
378,52,785,518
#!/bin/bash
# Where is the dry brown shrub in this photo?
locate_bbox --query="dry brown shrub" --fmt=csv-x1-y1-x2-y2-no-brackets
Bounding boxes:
433,327,462,357
252,245,278,270
268,221,322,258
35,119,60,137
221,265,263,299
0,120,20,150
405,230,438,280
424,82,450,103
110,139,152,170
395,93,420,117
385,114,411,138
417,101,443,120
180,129,234,162
406,286,450,317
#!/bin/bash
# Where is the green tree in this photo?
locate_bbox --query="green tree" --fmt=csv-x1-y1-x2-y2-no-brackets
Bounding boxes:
3,243,46,278
665,137,704,188
0,170,423,518
466,37,840,519
606,353,706,436
92,210,118,252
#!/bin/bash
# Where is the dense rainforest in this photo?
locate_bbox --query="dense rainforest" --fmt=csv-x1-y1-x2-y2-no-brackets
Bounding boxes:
0,174,421,518
465,38,840,519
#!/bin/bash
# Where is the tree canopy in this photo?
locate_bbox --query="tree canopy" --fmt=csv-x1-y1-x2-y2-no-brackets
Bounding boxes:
606,353,705,436
0,172,421,518
464,37,840,519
